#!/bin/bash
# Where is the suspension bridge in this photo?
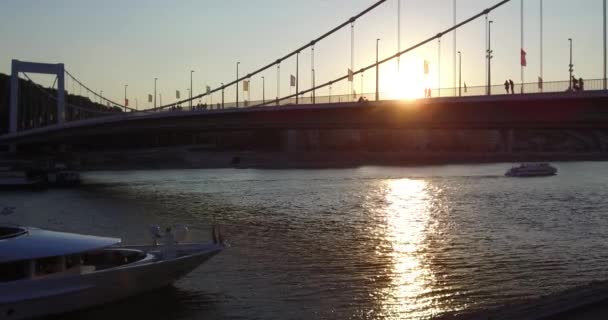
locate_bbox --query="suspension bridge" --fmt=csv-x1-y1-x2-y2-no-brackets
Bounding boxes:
3,0,608,160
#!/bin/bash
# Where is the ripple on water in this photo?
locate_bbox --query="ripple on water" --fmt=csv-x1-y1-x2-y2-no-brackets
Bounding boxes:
2,163,608,319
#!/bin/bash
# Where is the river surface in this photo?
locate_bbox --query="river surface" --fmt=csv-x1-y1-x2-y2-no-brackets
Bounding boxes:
2,163,608,319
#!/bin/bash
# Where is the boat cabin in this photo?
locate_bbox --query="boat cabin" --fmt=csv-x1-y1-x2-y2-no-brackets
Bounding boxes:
0,227,149,282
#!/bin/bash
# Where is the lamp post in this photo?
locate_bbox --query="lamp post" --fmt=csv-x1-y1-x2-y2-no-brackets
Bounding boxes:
458,51,462,97
296,52,299,104
569,38,574,90
221,82,225,109
376,38,381,101
262,76,265,104
190,70,194,110
487,20,494,95
236,62,240,108
124,85,128,112
540,0,544,92
602,0,608,90
154,78,157,110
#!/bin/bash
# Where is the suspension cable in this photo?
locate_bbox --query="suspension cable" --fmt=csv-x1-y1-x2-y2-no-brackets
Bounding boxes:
251,0,512,108
64,69,138,112
20,72,117,115
143,0,388,111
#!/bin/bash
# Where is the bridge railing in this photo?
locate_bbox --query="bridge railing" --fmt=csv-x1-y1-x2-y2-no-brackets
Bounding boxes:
433,78,603,98
145,78,605,114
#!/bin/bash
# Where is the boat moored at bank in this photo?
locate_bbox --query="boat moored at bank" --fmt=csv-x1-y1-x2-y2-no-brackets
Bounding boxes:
0,225,225,319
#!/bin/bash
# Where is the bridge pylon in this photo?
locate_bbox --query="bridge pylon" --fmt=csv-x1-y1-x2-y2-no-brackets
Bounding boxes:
9,60,65,152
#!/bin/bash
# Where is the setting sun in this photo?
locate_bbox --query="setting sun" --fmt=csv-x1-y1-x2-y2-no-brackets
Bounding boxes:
381,59,430,101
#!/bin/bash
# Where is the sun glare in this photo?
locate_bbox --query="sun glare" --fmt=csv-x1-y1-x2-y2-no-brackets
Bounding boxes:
382,59,430,101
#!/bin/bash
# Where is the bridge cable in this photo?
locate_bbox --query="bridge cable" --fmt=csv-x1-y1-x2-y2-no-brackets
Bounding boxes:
250,0,512,108
144,0,388,111
64,69,139,112
20,72,118,115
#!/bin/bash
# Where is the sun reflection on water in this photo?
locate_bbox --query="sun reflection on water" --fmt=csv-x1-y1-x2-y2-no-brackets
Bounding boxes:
374,179,444,319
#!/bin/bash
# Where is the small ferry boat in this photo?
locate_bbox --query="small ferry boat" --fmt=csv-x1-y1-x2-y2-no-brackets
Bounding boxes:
505,163,558,177
0,225,225,319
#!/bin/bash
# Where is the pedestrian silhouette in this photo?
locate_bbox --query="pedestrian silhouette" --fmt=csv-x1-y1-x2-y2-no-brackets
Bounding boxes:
504,80,510,94
572,76,579,91
509,79,515,94
579,78,585,91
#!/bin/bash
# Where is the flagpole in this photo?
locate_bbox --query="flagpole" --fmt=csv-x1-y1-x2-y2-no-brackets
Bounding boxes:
521,0,524,94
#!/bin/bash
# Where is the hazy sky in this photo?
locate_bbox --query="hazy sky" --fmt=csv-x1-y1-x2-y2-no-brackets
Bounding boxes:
0,0,605,105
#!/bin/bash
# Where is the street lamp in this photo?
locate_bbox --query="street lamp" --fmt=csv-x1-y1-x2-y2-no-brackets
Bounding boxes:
236,62,240,108
487,20,494,95
221,82,225,109
190,70,194,110
376,38,381,101
124,84,128,112
569,38,574,90
296,52,300,104
154,78,158,110
261,76,265,105
458,51,462,97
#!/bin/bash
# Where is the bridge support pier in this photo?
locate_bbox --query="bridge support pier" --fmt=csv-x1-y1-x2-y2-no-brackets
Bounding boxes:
500,129,515,154
283,130,298,152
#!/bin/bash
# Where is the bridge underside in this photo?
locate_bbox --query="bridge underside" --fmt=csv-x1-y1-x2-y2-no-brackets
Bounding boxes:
5,92,608,164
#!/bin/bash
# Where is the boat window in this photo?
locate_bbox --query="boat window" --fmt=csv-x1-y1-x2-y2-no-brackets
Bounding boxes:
0,261,28,282
35,256,62,276
65,254,82,269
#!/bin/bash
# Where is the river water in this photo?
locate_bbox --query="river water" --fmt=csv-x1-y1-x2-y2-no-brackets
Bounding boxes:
2,162,608,319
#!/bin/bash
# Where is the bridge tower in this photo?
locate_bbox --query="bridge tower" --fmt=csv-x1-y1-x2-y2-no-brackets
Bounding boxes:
9,60,66,135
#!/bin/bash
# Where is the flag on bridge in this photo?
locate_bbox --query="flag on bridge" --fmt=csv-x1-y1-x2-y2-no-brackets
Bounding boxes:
290,75,296,87
176,90,180,99
243,80,250,92
464,82,468,93
424,60,430,75
348,68,354,82
521,49,527,67
148,94,153,103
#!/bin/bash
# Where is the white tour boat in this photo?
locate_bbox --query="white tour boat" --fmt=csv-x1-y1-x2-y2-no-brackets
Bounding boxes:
0,225,225,319
505,163,558,177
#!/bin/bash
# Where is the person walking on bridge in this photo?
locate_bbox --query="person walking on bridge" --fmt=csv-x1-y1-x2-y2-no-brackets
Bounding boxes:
504,80,510,94
509,79,515,94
